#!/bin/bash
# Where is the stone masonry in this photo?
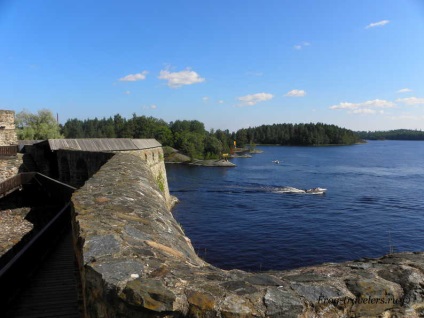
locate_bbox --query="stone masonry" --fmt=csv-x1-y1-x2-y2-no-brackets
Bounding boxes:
72,153,424,318
0,110,17,146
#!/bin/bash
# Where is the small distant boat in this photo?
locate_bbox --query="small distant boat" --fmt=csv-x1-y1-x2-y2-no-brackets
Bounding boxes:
272,160,280,164
305,187,327,195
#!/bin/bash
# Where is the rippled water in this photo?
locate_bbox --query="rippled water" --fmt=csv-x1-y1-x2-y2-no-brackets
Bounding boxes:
166,141,424,271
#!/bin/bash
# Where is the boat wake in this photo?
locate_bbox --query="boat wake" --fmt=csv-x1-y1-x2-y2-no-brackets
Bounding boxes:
272,186,327,195
172,184,327,195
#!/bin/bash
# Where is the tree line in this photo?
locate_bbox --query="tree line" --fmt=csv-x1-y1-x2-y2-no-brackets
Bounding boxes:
62,114,235,159
356,129,424,140
62,116,362,155
15,109,363,159
236,123,361,146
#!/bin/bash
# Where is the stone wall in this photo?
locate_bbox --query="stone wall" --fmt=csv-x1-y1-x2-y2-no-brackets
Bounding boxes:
24,142,171,207
56,150,114,187
119,148,171,208
72,153,424,318
0,154,23,183
0,110,17,146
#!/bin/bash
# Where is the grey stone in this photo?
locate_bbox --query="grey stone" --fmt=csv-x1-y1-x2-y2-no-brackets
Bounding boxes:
124,225,152,241
290,282,344,303
84,234,120,263
122,278,176,312
264,287,304,318
245,273,283,286
221,281,258,295
93,259,144,285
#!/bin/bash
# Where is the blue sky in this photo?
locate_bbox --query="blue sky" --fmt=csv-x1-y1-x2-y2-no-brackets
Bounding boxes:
1,0,424,131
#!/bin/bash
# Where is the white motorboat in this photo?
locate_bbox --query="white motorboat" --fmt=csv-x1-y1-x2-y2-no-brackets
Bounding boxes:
305,187,327,194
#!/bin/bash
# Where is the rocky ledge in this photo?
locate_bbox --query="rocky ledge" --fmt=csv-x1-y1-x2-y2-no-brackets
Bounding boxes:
72,153,424,317
189,159,236,167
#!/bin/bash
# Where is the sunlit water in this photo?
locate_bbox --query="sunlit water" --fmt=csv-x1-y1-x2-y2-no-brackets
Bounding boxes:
166,141,424,271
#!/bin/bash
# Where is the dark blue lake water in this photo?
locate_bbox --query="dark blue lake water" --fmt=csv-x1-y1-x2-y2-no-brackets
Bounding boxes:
166,141,424,271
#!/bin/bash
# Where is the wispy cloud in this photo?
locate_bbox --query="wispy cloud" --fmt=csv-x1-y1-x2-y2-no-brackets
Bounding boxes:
396,97,424,105
350,109,384,115
202,96,209,102
285,89,306,97
294,42,310,50
119,71,148,82
331,97,424,116
397,88,412,93
330,99,395,112
142,104,157,109
218,100,224,104
124,90,131,95
237,93,273,107
365,20,390,29
158,68,205,88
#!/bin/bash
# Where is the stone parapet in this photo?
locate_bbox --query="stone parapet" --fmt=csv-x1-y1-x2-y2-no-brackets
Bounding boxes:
72,153,424,317
0,110,17,146
0,154,23,183
116,148,171,208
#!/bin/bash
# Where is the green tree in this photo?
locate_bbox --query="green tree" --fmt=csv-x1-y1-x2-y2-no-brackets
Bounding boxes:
16,109,63,140
204,135,223,159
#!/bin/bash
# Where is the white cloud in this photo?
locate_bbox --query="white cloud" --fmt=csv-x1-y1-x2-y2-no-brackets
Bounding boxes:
237,93,273,107
330,99,395,110
158,68,205,88
397,88,412,93
142,104,157,109
351,109,376,114
202,96,209,102
285,89,306,97
119,71,148,82
348,108,384,115
365,20,390,29
294,41,310,50
218,100,224,104
124,90,131,95
396,97,424,105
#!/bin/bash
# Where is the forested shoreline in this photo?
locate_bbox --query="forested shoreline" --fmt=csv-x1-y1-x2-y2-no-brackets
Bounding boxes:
356,129,424,140
14,109,368,159
61,114,362,159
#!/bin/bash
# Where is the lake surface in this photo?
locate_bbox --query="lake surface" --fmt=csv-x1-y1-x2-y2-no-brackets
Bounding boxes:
166,141,424,271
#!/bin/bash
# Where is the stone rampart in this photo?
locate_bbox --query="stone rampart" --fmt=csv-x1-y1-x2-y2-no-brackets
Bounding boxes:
118,148,171,208
56,150,114,187
0,154,23,183
0,110,17,146
72,153,424,318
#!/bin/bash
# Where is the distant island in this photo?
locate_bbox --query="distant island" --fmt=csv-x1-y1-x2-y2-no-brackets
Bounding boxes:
356,129,424,141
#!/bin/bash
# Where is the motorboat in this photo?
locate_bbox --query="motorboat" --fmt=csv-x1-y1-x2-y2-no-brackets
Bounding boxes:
305,187,327,194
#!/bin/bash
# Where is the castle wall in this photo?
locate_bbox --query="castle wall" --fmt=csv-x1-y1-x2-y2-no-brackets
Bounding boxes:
0,110,17,146
0,154,23,183
72,153,424,318
0,110,20,182
117,147,171,208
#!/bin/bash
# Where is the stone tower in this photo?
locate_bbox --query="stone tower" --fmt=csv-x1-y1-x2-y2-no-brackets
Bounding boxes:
0,110,18,146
